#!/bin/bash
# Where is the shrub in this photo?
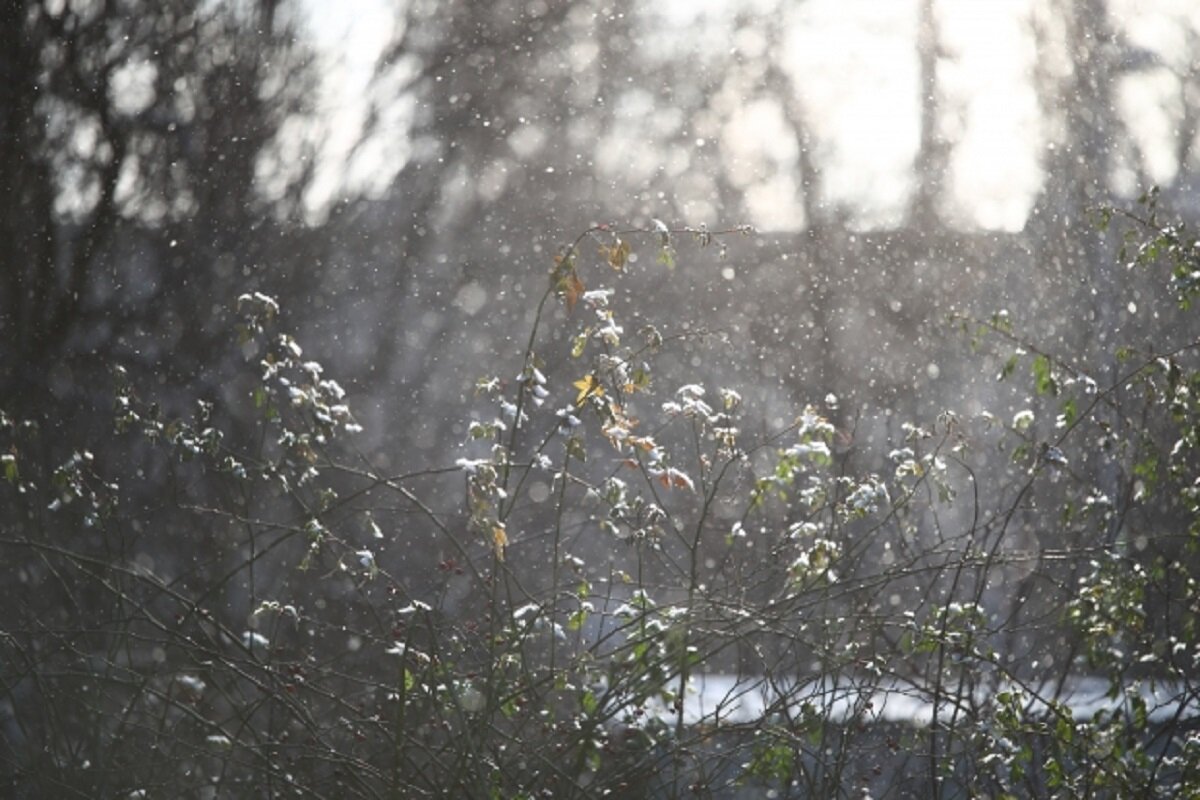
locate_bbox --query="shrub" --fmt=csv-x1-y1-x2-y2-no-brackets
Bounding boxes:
2,204,1199,798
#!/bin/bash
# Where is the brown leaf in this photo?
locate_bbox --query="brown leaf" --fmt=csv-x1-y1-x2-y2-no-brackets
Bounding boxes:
564,271,585,313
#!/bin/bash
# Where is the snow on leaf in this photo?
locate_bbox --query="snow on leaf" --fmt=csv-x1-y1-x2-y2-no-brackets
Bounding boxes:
456,458,490,474
2,453,18,484
797,405,835,440
513,603,540,621
556,407,581,434
843,478,889,515
242,631,269,650
398,601,432,615
252,600,297,619
788,440,831,463
1041,444,1069,466
593,312,623,346
652,218,670,247
175,674,206,695
627,435,657,452
237,292,279,318
656,467,695,491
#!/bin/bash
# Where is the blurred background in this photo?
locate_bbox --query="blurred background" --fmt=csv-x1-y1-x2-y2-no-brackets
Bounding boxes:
6,0,1199,456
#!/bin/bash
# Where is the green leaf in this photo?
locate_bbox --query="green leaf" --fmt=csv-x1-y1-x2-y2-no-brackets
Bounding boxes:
999,355,1018,381
1032,354,1057,396
742,741,794,783
1061,396,1078,426
1131,693,1148,731
990,312,1013,334
1133,450,1159,499
1054,715,1073,745
571,331,589,358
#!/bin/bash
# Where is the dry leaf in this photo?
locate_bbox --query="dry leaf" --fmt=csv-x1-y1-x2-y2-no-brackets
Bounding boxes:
607,239,630,271
492,525,508,561
564,272,585,313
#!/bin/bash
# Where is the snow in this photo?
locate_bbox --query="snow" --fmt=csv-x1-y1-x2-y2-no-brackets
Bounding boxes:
638,673,1200,728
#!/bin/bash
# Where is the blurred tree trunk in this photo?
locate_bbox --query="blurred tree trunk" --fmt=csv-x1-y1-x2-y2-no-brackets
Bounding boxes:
362,0,593,460
911,0,949,227
1028,0,1121,323
1026,0,1132,548
0,3,117,391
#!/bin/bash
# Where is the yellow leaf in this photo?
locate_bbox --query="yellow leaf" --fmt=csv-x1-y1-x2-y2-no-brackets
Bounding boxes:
573,374,604,405
492,525,508,562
